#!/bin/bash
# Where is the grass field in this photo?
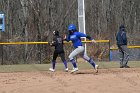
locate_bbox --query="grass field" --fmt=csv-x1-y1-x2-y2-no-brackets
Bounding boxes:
0,61,140,72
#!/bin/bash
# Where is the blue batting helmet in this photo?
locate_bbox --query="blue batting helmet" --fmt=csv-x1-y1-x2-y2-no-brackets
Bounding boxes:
68,24,76,31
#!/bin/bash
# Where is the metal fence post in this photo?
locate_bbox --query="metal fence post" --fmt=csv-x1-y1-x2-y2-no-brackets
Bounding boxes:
1,44,3,65
109,40,111,61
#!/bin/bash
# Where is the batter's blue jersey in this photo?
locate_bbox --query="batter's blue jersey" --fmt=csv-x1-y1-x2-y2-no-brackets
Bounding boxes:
66,32,91,48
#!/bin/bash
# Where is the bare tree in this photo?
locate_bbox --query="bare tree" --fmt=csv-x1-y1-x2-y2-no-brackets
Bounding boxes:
0,0,139,64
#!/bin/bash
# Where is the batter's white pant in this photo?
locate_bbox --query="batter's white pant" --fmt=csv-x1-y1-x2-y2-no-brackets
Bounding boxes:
69,46,90,61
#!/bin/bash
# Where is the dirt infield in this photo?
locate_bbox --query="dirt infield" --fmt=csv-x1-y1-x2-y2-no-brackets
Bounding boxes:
0,68,140,93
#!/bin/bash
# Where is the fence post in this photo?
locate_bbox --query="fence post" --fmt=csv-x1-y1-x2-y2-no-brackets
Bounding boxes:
1,44,3,65
0,31,4,65
109,40,111,61
0,13,5,65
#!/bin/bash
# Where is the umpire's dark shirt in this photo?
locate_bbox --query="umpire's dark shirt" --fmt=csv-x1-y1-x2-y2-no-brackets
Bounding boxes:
116,29,127,46
52,35,64,53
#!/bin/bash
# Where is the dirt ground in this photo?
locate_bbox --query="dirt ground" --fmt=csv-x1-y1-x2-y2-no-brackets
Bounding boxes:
0,68,140,93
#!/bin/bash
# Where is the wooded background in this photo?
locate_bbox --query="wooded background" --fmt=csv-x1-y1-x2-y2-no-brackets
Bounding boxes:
0,0,140,64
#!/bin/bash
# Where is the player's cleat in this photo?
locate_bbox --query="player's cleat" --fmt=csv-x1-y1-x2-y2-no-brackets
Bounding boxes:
124,65,130,68
65,68,69,72
120,66,124,68
95,65,99,73
49,68,55,72
71,68,78,73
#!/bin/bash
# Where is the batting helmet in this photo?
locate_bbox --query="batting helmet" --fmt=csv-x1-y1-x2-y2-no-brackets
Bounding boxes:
68,24,76,31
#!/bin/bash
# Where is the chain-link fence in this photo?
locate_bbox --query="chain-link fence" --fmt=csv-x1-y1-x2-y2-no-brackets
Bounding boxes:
1,41,140,65
111,48,140,61
0,40,110,65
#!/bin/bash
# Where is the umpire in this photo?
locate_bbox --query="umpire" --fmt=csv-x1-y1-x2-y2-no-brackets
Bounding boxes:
49,31,68,72
116,25,130,68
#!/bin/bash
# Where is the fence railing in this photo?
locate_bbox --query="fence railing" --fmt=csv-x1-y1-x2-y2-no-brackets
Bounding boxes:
0,40,109,45
110,46,140,50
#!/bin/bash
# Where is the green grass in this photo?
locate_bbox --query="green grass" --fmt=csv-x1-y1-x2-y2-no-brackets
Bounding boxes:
0,61,140,73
